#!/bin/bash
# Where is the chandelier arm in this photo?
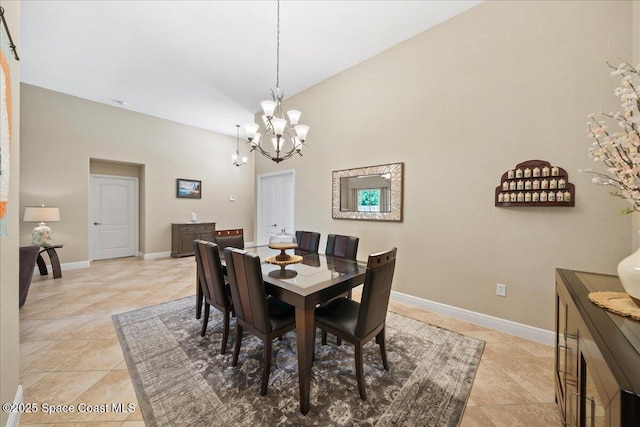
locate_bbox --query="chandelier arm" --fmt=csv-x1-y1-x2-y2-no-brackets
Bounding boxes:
248,137,302,163
283,127,298,139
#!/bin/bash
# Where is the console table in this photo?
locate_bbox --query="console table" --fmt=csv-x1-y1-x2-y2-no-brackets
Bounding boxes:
171,222,215,257
555,269,640,426
37,244,63,279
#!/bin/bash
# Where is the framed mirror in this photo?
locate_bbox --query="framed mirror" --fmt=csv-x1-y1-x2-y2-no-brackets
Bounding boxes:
332,162,403,221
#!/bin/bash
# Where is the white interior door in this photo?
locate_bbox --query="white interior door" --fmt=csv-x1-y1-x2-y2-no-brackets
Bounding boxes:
258,171,294,245
90,174,138,260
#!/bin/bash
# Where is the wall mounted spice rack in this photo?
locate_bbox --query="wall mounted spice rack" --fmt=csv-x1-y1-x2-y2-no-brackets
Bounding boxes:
495,160,575,207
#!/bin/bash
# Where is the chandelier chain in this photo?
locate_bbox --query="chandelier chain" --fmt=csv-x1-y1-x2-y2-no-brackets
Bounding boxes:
276,0,280,89
241,0,308,163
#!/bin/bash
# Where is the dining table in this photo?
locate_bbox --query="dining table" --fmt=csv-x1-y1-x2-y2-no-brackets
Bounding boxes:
195,245,367,415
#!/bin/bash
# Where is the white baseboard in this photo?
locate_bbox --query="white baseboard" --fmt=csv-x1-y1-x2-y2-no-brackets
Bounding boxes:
141,251,172,260
62,261,90,270
6,385,23,427
390,290,554,346
33,260,89,275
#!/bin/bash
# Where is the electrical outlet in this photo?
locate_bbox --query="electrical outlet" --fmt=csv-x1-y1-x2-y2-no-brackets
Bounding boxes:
496,283,507,297
229,196,236,202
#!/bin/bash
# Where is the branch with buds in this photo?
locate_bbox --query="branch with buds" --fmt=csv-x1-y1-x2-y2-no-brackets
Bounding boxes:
583,61,640,213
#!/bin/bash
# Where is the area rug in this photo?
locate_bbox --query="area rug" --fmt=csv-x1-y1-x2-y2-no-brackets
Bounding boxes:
113,297,484,426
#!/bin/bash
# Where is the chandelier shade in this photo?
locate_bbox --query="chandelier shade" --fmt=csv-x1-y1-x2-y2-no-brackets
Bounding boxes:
243,0,309,164
232,124,248,167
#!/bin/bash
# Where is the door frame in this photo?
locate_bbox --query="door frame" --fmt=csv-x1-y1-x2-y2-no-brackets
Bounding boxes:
88,173,139,261
257,169,295,246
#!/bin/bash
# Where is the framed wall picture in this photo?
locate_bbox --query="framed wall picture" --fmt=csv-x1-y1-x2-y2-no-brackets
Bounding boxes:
176,178,201,199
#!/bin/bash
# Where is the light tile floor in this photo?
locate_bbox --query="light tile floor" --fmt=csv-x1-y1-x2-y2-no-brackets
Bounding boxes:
18,256,561,426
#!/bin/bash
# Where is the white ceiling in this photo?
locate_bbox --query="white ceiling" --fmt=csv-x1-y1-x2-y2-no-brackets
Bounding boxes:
20,0,481,137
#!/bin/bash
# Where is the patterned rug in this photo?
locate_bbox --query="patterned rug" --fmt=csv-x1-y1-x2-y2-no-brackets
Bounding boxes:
113,297,484,426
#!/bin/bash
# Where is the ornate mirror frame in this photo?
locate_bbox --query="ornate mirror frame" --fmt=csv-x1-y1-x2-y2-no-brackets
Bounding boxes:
332,162,403,221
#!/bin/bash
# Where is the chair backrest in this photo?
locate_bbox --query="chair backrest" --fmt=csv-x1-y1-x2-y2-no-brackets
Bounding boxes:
325,234,359,260
224,248,271,334
355,248,397,339
295,230,321,252
214,229,244,251
193,240,229,308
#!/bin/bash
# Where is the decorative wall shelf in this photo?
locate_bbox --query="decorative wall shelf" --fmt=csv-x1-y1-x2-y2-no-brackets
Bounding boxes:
495,160,575,207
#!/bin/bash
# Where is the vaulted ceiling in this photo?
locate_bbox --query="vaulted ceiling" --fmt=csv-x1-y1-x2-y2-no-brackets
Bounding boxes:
21,1,481,136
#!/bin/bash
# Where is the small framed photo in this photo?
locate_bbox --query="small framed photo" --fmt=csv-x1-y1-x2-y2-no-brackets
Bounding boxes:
176,178,201,199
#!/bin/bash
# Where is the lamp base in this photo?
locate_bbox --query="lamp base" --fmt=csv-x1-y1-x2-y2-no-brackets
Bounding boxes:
32,222,53,246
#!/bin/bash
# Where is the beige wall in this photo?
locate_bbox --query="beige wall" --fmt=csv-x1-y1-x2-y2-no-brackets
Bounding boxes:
1,1,21,423
21,85,255,263
255,0,633,330
632,1,640,250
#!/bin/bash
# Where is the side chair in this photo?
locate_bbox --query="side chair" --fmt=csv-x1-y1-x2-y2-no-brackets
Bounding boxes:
224,247,296,396
214,228,244,252
325,234,359,260
324,233,360,345
314,247,397,400
196,229,244,320
295,230,321,253
193,240,234,354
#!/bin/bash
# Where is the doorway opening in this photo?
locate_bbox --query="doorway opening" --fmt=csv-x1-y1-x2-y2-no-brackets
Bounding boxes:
89,159,143,261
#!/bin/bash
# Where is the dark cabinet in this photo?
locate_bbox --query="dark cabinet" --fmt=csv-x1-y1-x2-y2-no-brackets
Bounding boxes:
555,269,640,427
171,222,215,257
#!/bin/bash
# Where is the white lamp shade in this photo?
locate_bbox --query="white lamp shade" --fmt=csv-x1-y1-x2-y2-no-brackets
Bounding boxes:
261,100,277,117
23,206,60,223
242,156,248,164
244,122,259,140
295,125,309,141
292,137,302,151
271,137,280,151
232,154,238,163
271,118,287,136
287,110,301,126
252,132,262,147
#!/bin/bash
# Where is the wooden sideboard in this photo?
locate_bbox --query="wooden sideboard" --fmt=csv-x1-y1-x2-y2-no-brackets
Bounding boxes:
171,222,215,257
555,269,640,426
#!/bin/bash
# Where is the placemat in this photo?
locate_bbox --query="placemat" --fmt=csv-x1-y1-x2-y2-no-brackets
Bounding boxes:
588,291,640,321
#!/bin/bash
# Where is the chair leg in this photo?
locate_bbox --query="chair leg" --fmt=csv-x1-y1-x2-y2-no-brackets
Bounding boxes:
220,309,230,355
261,339,272,396
321,330,327,345
200,304,210,337
355,345,366,400
377,328,389,371
232,324,243,366
347,289,352,299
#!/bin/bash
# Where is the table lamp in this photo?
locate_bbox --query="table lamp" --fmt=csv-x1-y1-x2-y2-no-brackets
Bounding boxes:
23,205,60,246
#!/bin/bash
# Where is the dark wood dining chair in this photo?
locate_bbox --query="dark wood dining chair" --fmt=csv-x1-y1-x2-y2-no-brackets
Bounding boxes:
193,240,234,354
325,234,359,260
295,230,321,253
314,247,397,400
195,229,243,320
223,247,296,396
214,228,244,251
324,233,360,344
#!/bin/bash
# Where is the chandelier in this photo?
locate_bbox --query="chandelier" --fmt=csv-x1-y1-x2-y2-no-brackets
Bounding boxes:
232,125,247,167
243,0,309,163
